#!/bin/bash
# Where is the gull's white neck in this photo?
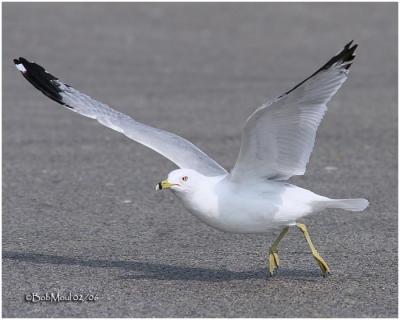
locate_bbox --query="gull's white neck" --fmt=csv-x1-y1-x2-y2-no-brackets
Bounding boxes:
173,174,228,222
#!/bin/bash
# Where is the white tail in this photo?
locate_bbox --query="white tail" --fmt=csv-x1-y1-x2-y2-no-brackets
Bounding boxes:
313,198,369,212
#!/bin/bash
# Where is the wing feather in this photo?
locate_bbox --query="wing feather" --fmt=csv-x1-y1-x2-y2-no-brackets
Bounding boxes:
230,41,358,183
14,57,227,177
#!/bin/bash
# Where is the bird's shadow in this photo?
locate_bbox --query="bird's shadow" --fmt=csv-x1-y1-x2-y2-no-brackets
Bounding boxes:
3,251,321,282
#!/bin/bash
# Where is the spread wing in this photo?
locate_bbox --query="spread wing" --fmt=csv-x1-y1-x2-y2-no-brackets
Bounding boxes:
14,57,227,177
230,41,358,183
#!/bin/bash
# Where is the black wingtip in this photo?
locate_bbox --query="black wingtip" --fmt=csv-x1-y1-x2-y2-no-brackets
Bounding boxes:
14,57,30,67
326,41,358,71
345,40,354,48
281,41,358,97
13,56,65,104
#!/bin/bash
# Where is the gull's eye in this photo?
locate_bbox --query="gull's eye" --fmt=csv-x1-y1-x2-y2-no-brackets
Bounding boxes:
182,176,188,182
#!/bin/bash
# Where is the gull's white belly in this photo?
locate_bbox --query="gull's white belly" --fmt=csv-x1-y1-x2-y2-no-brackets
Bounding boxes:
177,181,320,234
210,197,282,233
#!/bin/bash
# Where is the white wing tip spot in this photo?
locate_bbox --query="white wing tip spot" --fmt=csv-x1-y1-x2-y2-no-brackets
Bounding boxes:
15,63,27,73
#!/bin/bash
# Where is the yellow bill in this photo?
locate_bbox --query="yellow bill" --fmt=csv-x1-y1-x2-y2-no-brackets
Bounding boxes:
156,179,173,190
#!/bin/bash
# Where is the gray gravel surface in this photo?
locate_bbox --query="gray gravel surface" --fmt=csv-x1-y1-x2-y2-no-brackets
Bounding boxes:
3,3,397,317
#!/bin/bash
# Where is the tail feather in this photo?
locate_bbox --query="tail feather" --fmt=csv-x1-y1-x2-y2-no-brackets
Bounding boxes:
313,198,369,212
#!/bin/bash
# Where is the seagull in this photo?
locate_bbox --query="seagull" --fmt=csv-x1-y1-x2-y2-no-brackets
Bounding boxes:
14,41,368,277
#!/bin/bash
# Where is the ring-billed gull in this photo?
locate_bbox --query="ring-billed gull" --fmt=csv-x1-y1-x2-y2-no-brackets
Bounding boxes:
14,41,368,276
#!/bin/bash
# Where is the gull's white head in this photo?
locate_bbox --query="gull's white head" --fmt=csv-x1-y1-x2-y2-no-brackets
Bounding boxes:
156,169,206,194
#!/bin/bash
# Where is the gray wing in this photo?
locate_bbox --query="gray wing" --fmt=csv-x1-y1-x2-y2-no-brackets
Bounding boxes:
230,41,358,183
14,57,227,177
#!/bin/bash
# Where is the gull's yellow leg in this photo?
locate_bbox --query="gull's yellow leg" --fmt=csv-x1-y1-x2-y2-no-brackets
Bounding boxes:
296,223,330,276
268,226,289,276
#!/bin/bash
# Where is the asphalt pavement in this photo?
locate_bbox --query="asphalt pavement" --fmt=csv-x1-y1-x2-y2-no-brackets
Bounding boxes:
3,3,398,317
